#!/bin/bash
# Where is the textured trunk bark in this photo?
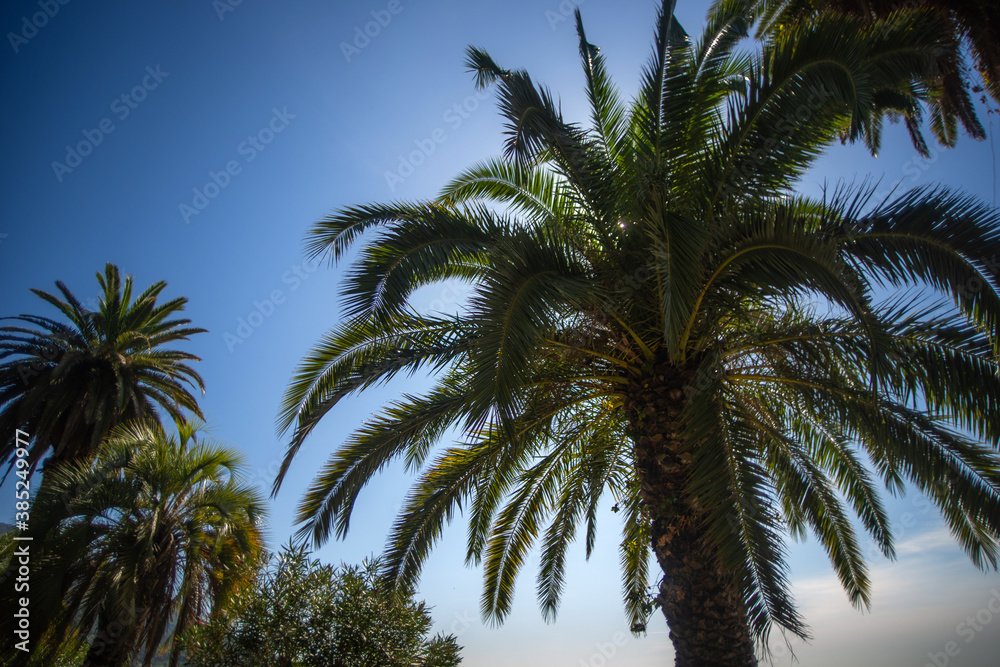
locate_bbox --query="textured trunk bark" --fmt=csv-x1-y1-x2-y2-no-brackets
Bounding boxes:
624,357,758,667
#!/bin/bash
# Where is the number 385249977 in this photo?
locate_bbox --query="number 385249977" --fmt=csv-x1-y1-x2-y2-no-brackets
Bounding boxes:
14,442,30,523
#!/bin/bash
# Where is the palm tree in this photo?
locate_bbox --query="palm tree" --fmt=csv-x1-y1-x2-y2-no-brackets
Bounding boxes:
0,263,206,475
1,420,266,667
275,2,1000,664
755,0,1000,154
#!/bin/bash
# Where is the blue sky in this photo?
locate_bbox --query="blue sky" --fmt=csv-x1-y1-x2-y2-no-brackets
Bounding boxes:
3,0,1000,665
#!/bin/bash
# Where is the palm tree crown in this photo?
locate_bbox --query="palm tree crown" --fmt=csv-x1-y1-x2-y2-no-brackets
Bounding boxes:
755,0,1000,154
2,420,266,667
0,263,206,474
277,1,1000,664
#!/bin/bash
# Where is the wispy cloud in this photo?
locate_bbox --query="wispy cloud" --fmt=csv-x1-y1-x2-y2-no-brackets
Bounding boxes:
895,527,959,556
771,523,1000,667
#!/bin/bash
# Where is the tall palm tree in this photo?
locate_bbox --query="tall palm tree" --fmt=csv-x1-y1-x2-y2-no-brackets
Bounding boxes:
0,263,206,475
1,420,267,667
276,2,1000,664
755,0,1000,154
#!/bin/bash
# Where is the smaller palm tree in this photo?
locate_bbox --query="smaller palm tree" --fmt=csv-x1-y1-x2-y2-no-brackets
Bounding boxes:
0,420,267,667
0,263,206,475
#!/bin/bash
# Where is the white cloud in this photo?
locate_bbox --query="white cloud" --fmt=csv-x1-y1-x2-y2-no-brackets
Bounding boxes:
772,524,1000,667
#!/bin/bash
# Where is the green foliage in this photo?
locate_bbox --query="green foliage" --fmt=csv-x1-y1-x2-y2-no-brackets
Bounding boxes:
754,0,1000,153
277,0,1000,657
0,263,206,474
183,545,462,667
0,420,266,667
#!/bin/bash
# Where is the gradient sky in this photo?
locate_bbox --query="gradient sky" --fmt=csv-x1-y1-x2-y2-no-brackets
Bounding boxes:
3,1,1000,665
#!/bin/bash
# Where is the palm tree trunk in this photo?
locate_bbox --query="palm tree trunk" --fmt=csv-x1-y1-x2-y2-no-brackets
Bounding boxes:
83,610,136,667
625,360,758,667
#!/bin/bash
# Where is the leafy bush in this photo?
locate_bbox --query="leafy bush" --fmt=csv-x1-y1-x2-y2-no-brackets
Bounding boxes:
183,546,462,666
